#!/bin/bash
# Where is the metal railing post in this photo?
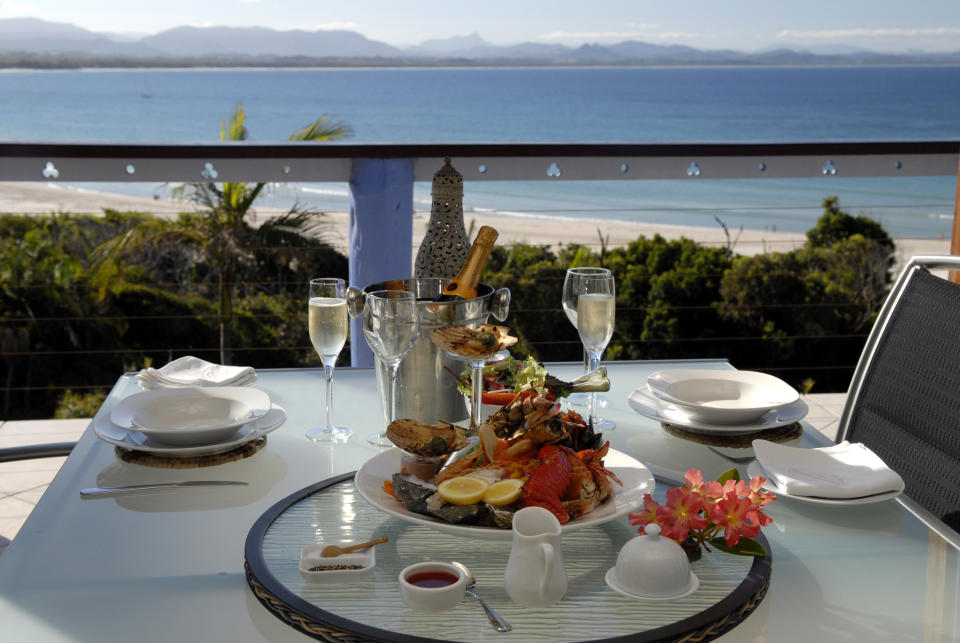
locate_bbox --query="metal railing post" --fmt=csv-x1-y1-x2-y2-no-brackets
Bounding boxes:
951,147,960,284
347,157,414,367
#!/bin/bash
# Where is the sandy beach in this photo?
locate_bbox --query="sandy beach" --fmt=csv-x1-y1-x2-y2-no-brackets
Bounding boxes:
0,181,949,266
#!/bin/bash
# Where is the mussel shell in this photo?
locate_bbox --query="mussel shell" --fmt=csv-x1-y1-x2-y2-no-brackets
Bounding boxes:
427,501,490,525
490,506,515,529
391,473,434,516
386,419,468,456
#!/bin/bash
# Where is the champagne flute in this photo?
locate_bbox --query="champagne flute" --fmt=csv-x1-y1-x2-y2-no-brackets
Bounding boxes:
562,267,612,408
362,290,420,447
306,278,352,442
576,272,616,431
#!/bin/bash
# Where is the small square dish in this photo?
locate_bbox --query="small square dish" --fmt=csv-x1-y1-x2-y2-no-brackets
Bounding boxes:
299,544,375,582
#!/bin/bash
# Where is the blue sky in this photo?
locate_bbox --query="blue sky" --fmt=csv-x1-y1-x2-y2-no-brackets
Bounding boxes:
2,0,960,52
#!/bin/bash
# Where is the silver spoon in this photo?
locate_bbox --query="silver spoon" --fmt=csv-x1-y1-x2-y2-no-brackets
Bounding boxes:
451,561,512,633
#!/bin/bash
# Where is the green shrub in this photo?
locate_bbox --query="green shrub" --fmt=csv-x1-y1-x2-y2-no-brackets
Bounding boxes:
1,210,348,419
1,196,893,418
54,389,107,419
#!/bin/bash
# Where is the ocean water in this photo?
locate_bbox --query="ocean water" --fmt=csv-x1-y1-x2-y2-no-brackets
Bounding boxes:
1,66,958,237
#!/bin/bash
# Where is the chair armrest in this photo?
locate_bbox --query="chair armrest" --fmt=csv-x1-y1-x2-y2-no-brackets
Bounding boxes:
0,442,77,463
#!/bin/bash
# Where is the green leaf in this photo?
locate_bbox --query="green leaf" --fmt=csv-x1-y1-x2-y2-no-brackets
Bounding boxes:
708,536,766,557
681,542,702,563
716,468,741,485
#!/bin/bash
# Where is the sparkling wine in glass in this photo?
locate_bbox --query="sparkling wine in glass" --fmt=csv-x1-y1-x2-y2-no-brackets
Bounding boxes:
306,278,352,442
577,272,616,431
562,267,612,408
362,290,420,447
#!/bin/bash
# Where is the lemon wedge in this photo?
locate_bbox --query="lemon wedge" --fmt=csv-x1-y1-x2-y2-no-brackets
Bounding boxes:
482,478,525,507
437,476,490,505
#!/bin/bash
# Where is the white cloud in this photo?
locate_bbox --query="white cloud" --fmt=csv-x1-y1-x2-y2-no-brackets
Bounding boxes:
0,0,39,16
537,30,699,43
310,21,361,31
777,27,960,40
238,0,260,3
648,31,703,41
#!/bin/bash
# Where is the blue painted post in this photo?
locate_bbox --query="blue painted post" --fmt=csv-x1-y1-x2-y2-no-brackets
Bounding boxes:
348,158,414,367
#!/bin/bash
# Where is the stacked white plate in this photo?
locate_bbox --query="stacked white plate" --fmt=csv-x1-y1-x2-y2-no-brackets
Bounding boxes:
95,386,285,456
628,369,807,434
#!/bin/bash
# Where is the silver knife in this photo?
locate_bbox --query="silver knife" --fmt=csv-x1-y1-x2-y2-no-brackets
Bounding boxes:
80,481,248,498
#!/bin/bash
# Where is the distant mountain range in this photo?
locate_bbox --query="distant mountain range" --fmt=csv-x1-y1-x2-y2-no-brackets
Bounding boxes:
2,17,960,66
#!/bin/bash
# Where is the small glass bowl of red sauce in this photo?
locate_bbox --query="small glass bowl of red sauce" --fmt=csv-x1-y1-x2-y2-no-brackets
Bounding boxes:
399,562,467,612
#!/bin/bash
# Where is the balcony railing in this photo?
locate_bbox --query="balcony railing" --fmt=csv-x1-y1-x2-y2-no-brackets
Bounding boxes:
1,140,959,417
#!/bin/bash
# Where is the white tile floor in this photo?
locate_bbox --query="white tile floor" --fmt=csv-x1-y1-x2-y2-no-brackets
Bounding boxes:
0,418,90,555
0,393,847,555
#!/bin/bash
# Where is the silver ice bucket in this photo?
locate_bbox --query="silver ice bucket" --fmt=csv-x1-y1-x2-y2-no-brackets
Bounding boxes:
348,278,510,424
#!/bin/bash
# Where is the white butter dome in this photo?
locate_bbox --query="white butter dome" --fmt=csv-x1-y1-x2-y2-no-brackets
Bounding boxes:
605,524,699,600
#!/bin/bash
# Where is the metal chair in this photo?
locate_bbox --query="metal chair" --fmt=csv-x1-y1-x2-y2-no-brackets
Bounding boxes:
836,255,960,534
0,442,76,464
0,441,76,555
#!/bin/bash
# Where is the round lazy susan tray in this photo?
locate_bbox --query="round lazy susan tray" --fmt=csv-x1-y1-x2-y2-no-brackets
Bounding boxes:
245,472,772,642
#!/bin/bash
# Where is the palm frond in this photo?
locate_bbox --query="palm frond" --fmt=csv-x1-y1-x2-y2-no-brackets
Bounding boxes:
173,182,222,211
163,106,349,363
258,210,318,238
289,116,352,142
87,219,177,301
232,182,266,214
221,104,249,142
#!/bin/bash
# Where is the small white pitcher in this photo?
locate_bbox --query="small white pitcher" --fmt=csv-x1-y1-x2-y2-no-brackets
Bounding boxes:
504,506,567,607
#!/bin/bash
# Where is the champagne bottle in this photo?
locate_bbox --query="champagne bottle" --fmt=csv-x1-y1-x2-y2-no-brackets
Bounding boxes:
437,226,499,301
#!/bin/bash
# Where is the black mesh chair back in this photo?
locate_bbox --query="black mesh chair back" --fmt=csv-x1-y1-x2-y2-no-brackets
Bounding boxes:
837,255,960,533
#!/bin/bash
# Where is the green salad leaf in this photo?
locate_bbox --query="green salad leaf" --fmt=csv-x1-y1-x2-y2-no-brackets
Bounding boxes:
456,356,546,395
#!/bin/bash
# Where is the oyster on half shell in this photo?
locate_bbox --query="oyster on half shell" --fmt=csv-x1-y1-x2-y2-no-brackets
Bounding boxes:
386,418,469,457
430,323,518,359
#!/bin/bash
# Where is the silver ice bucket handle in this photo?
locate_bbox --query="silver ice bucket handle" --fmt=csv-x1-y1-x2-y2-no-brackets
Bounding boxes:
489,287,511,322
346,286,365,318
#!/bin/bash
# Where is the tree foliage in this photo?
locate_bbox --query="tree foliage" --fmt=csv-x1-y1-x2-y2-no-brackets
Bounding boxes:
0,211,347,419
806,196,894,250
1,196,895,419
483,199,895,393
160,104,350,362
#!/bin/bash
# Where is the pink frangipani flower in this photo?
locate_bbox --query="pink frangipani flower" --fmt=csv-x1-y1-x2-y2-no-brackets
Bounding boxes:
630,469,775,557
708,492,761,546
656,487,708,542
684,469,723,498
627,493,662,533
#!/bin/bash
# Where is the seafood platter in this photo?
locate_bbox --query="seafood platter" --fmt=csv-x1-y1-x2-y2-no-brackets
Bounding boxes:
355,331,655,538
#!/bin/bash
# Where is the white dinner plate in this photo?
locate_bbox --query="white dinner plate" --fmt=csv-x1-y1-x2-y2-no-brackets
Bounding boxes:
109,387,272,446
647,369,799,425
354,447,655,540
747,460,903,505
95,405,286,457
627,385,808,435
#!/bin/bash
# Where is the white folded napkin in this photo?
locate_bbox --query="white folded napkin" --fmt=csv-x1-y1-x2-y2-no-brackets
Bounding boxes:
752,439,905,499
137,356,256,389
